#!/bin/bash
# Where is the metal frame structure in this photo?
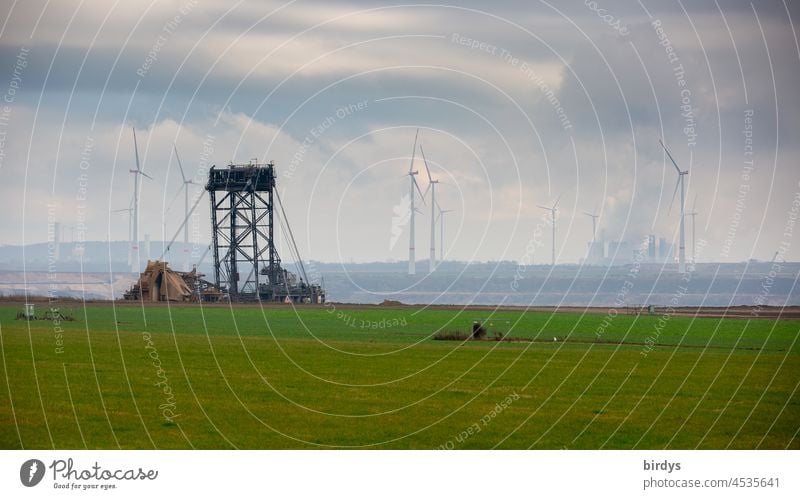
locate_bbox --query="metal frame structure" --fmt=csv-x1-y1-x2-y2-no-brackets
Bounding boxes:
206,160,324,303
207,161,277,299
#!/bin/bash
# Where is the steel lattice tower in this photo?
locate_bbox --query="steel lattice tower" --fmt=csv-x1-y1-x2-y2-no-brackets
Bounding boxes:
206,161,279,299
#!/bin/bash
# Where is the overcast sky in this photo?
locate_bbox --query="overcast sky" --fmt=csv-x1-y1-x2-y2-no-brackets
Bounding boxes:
1,0,799,264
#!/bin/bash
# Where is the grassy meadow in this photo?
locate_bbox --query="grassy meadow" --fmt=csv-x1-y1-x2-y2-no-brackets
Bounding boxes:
0,303,798,449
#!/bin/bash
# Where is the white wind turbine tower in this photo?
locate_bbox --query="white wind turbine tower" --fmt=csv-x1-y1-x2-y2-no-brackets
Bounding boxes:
112,197,134,265
685,195,698,264
583,207,600,263
660,139,689,273
168,145,197,244
583,208,599,242
537,194,561,266
419,144,439,273
167,145,197,270
130,127,152,273
439,207,453,262
405,129,425,275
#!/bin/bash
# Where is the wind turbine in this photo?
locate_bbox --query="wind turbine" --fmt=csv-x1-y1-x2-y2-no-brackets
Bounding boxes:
438,207,453,262
405,129,425,275
419,144,439,272
112,197,134,265
583,208,600,264
660,139,688,273
685,195,698,264
583,208,599,242
130,127,152,272
167,145,197,244
537,194,561,266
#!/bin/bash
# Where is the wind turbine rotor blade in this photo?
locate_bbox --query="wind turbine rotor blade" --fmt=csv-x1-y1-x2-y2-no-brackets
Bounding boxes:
165,186,184,212
668,177,680,214
659,139,682,174
413,177,427,205
131,127,152,179
692,194,697,212
174,145,188,183
133,127,141,173
408,128,419,173
419,144,433,183
536,205,550,210
553,193,562,210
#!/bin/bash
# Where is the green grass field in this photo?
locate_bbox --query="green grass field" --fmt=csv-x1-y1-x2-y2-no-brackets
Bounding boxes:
1,303,798,449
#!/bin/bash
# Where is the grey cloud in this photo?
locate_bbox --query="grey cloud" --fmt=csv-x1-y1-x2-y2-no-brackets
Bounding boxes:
0,0,798,264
